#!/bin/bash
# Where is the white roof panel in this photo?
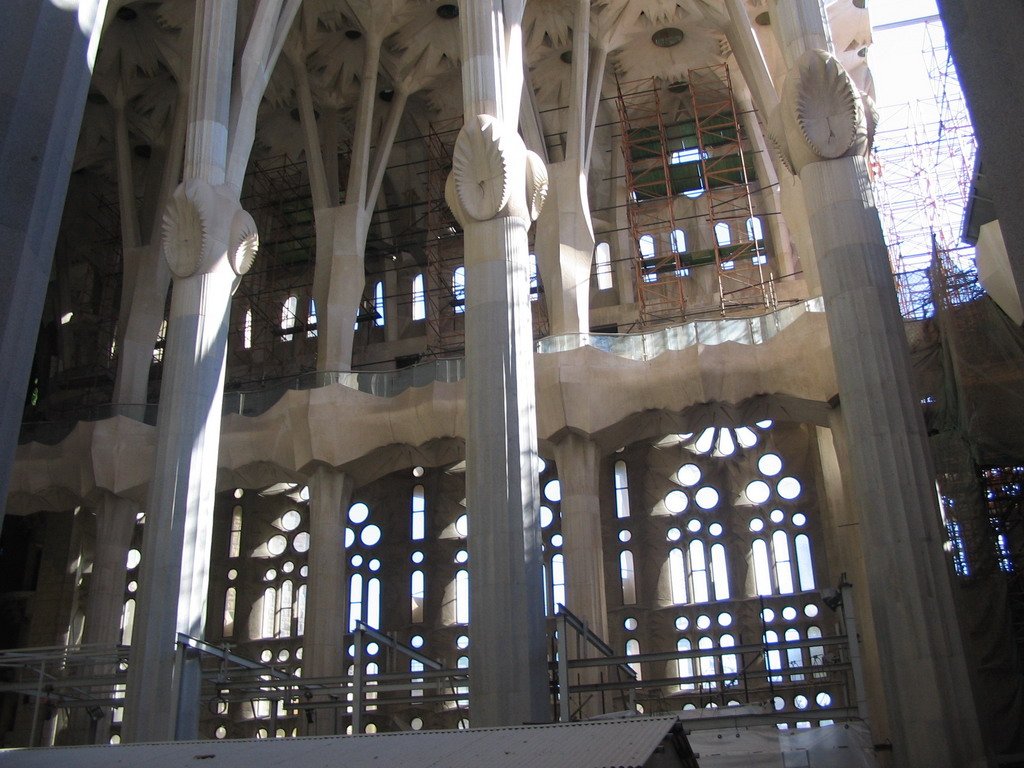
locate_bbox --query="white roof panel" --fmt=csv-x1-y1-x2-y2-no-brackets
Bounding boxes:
0,715,682,768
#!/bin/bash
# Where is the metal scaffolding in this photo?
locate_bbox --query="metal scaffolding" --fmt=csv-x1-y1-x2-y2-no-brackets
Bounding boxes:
688,64,774,316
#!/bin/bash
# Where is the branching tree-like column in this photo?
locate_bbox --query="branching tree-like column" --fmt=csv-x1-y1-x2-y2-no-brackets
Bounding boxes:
445,0,550,728
123,0,299,742
765,2,985,763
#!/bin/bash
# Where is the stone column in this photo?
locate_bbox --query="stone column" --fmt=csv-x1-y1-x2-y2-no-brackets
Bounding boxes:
302,466,353,735
80,493,138,743
0,1,107,527
122,0,259,743
446,0,550,728
552,433,608,637
766,4,985,762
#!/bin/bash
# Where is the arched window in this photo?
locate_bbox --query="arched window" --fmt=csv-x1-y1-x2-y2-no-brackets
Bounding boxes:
455,569,470,624
763,629,783,682
714,222,732,246
688,540,710,603
710,543,730,600
698,636,717,685
296,584,307,635
278,580,293,637
676,638,695,690
412,274,426,320
620,550,637,604
529,252,540,301
668,548,688,604
752,538,772,596
785,627,804,681
223,588,236,636
794,534,816,591
625,638,642,679
772,530,795,594
595,242,613,290
614,461,631,518
243,309,253,349
348,573,363,631
366,577,381,628
453,266,466,314
671,229,687,252
746,216,764,241
411,485,425,540
639,234,656,258
411,570,425,623
121,599,136,645
373,281,385,327
551,553,566,610
262,586,277,638
306,299,318,338
281,296,297,341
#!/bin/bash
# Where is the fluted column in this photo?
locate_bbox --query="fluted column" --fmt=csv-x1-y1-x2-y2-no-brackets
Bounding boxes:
123,0,260,742
552,433,607,636
448,0,550,728
765,3,985,763
303,466,353,734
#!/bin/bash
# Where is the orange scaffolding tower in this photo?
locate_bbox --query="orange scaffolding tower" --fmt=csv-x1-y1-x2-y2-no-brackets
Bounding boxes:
688,64,773,315
424,117,465,355
615,77,687,325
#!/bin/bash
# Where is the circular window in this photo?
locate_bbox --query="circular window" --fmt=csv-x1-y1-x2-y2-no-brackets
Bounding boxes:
351,554,363,567
665,490,689,513
536,457,547,474
667,527,681,542
792,512,807,526
366,642,380,656
299,486,310,501
126,549,142,570
293,531,310,553
761,608,775,623
652,26,684,47
676,464,702,486
215,726,227,739
264,568,277,581
345,529,355,548
348,503,370,524
360,525,382,547
746,480,771,504
816,692,832,707
695,486,720,509
550,534,563,547
260,649,273,662
687,518,702,533
708,522,724,536
618,530,632,543
718,612,733,627
227,568,238,580
278,649,290,662
300,565,308,577
411,717,423,730
455,550,469,563
544,480,561,502
777,477,802,500
782,606,798,621
769,509,785,524
234,489,244,499
773,696,785,712
540,506,554,528
127,580,137,593
675,616,689,631
410,635,424,648
282,561,294,574
412,466,425,477
412,550,424,564
696,614,712,630
455,514,469,538
624,617,638,631
281,510,302,531
804,604,819,618
749,517,765,532
794,694,809,710
456,635,469,649
758,453,783,477
368,558,381,572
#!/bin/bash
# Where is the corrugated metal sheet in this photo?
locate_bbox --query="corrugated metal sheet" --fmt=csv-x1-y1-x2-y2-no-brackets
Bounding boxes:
0,715,682,768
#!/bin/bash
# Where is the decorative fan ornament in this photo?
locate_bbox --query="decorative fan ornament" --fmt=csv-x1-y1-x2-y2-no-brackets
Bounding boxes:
779,49,868,172
229,209,259,276
524,151,549,222
162,180,210,278
452,115,513,221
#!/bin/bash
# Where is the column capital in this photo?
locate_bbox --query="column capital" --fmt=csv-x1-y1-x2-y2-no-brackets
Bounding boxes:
161,179,258,280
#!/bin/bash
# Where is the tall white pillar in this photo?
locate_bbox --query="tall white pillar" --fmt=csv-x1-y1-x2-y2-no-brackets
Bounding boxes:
0,2,106,528
303,467,353,735
552,434,608,637
447,0,550,728
765,4,986,761
122,0,259,742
